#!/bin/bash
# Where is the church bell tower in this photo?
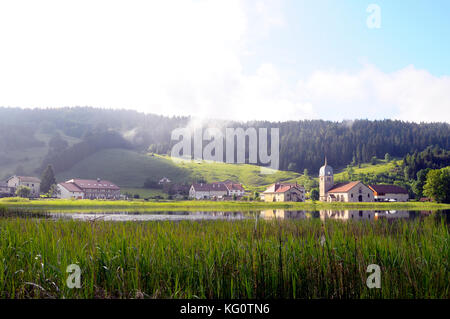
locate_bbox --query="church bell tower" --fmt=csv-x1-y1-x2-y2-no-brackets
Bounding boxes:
319,157,334,202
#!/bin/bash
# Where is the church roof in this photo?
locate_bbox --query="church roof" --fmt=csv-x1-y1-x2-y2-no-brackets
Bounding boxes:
319,157,333,176
328,181,361,193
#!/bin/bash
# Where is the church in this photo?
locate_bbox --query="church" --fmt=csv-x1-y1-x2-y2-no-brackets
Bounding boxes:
319,158,374,202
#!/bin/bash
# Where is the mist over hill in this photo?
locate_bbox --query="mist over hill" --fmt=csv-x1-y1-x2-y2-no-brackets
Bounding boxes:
0,107,449,183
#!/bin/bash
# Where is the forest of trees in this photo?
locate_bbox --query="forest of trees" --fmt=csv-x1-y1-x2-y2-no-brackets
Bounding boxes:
0,107,449,176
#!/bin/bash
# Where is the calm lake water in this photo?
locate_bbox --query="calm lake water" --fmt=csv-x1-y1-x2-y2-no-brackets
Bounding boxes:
2,209,449,223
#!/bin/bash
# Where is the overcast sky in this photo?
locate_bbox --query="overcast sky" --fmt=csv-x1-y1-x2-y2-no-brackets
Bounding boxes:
0,0,449,122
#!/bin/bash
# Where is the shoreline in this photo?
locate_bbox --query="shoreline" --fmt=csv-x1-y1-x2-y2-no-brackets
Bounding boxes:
1,198,449,212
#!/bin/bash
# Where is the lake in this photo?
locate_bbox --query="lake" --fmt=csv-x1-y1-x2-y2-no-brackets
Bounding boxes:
2,209,448,222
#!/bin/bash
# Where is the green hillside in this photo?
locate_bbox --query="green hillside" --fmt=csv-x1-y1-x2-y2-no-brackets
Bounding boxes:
56,149,301,191
333,159,403,182
0,131,81,180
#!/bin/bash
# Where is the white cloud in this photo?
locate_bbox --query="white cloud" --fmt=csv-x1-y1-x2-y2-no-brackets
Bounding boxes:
297,64,450,122
0,1,448,123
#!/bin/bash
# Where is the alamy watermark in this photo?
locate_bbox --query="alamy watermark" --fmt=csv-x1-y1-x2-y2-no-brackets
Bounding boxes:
366,264,381,289
366,4,381,29
170,127,279,174
66,264,81,289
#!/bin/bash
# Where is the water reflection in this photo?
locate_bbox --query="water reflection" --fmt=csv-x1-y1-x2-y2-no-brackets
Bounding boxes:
55,211,247,222
1,209,447,223
260,209,442,222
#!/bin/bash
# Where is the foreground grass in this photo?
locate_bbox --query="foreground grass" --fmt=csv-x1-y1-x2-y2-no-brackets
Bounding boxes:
0,215,448,299
0,198,449,212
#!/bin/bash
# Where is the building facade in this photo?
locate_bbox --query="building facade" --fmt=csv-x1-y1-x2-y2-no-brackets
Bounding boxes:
0,182,14,196
262,183,305,202
319,159,374,202
64,178,120,200
368,184,409,202
57,182,85,199
189,183,228,199
6,176,41,197
223,181,246,197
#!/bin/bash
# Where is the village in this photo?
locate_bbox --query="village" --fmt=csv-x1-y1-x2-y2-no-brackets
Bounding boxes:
0,159,410,203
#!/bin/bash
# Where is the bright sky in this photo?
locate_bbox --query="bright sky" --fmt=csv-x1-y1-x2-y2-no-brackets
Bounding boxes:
0,0,449,122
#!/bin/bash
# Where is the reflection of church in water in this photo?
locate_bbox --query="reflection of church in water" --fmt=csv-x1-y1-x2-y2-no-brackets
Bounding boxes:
260,209,415,221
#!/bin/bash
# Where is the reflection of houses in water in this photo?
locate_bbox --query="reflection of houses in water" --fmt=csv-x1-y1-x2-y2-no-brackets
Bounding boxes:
319,210,415,221
373,211,415,220
260,210,310,220
191,211,245,219
320,210,376,221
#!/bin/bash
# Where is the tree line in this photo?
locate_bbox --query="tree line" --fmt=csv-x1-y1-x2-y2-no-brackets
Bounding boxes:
0,107,448,175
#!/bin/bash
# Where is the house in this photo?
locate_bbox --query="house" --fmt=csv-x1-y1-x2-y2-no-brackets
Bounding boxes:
189,183,228,199
319,159,374,202
158,177,171,185
63,178,120,200
368,184,409,202
0,182,14,196
6,176,41,197
57,182,85,199
262,183,305,202
222,180,245,197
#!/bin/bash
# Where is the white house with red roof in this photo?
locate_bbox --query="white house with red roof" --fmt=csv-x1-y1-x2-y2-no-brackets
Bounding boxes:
222,180,246,197
57,182,85,199
262,183,305,202
189,183,228,199
368,184,409,202
57,178,120,200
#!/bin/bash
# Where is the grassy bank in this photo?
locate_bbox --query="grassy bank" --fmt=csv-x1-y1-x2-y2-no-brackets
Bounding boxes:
0,197,449,212
0,215,448,298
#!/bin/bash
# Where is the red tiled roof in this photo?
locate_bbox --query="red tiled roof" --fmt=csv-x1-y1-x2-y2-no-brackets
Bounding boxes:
191,183,228,192
8,176,40,183
224,183,245,191
59,182,83,193
263,183,304,194
368,184,408,194
67,179,120,190
327,181,361,193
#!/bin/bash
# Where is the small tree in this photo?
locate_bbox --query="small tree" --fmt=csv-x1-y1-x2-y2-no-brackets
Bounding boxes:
310,188,319,201
346,165,355,180
41,164,56,194
16,186,31,198
253,191,259,200
370,156,378,165
384,153,391,162
48,184,60,198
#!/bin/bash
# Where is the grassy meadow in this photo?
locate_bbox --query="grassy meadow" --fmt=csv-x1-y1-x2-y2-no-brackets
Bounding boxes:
0,215,448,299
55,149,302,191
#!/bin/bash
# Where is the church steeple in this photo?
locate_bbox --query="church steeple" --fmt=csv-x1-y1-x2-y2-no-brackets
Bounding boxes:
319,157,334,201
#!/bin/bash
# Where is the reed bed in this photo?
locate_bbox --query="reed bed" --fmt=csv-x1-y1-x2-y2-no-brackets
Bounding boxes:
0,215,448,299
